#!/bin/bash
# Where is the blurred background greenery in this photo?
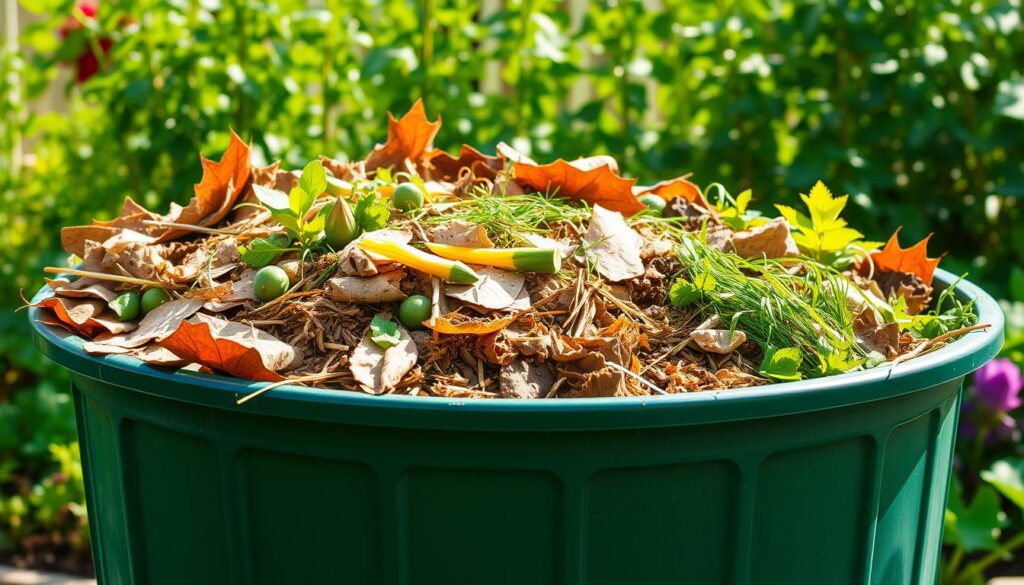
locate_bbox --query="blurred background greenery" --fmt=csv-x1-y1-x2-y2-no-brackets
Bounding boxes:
2,0,1024,578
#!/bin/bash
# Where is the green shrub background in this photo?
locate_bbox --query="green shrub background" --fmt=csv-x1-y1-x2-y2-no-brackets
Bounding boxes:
2,0,1024,567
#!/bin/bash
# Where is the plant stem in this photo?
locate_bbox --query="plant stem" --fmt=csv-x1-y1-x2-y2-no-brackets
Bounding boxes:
954,531,1024,585
971,423,989,475
943,547,964,583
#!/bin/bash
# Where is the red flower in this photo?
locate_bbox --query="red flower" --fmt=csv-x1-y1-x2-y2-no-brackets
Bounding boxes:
57,0,113,83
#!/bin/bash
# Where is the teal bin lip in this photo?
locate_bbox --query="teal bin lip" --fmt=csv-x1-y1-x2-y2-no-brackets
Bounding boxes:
29,269,1003,431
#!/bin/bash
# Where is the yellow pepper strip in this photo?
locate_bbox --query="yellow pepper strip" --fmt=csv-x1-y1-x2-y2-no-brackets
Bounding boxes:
326,177,450,200
358,237,479,284
424,243,562,274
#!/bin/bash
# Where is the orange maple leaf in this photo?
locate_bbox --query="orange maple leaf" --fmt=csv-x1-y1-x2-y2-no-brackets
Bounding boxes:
156,130,251,241
869,228,942,285
513,159,644,215
424,144,503,181
634,174,711,210
365,98,442,172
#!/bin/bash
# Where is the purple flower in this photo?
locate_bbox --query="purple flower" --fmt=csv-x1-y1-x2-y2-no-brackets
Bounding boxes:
970,358,1024,413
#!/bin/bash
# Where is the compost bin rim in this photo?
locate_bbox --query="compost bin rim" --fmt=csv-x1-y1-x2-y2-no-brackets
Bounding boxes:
28,268,1003,431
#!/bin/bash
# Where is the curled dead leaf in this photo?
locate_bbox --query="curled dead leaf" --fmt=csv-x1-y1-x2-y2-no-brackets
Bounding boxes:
446,267,526,311
157,313,302,382
328,272,407,303
691,329,748,354
633,174,710,210
33,296,133,337
424,144,503,182
853,307,900,359
707,218,799,259
82,298,204,351
513,159,643,215
425,312,520,335
349,322,418,394
427,220,494,248
365,99,441,173
584,205,645,282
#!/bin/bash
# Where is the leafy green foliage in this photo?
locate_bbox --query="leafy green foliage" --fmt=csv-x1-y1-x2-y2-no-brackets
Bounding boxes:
369,315,400,349
776,181,876,269
981,459,1024,512
759,346,803,382
945,478,1008,553
238,234,294,269
252,160,328,252
710,186,768,232
353,192,390,234
889,281,978,339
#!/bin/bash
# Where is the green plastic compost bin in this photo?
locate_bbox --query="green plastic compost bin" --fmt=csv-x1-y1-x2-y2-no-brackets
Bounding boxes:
29,269,1003,585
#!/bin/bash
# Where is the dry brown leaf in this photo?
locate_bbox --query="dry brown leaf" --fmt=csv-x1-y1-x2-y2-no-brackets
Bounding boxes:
157,313,302,382
45,278,119,303
349,322,418,394
33,296,132,337
82,298,203,351
328,272,407,303
424,144,503,181
853,307,900,359
513,159,643,215
446,267,525,311
634,174,710,209
157,130,251,241
425,312,520,335
499,359,554,399
707,218,799,259
364,99,441,172
584,205,645,282
427,220,494,248
691,329,747,354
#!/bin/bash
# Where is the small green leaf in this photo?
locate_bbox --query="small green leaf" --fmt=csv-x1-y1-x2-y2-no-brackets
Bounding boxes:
668,279,700,307
238,234,292,268
302,213,325,236
299,160,327,199
289,187,313,216
252,184,290,211
353,193,390,232
759,346,802,381
981,459,1024,512
369,315,401,349
694,272,716,292
735,188,752,214
271,210,302,236
775,204,813,231
945,477,1007,552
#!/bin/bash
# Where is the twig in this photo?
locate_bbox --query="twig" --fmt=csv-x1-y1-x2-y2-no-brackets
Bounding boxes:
606,361,668,395
43,267,176,289
236,371,348,405
886,323,992,377
141,220,245,235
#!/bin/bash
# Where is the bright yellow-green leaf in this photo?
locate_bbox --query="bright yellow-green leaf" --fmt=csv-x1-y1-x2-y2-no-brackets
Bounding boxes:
800,180,848,229
735,188,752,214
821,227,865,250
775,204,813,231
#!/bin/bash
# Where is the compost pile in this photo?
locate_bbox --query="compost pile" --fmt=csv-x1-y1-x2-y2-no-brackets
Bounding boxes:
31,101,983,401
